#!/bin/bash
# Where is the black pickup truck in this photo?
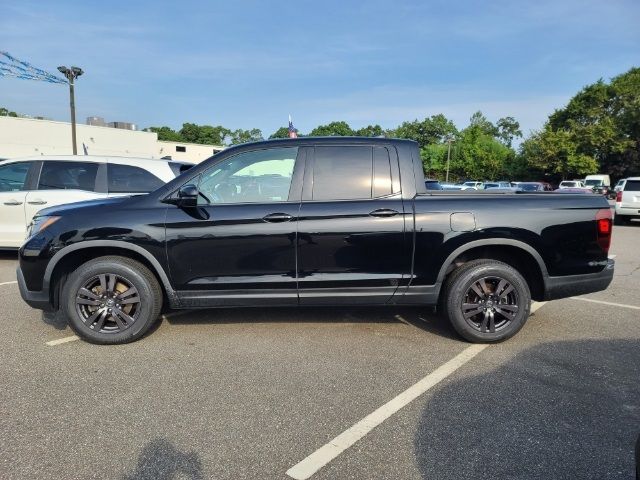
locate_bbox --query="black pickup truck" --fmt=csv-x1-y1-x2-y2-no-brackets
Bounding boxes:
17,137,614,344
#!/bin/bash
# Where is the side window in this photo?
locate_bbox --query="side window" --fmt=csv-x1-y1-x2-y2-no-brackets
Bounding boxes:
38,161,98,191
313,146,373,200
197,147,297,205
108,164,164,193
0,162,29,192
373,147,392,197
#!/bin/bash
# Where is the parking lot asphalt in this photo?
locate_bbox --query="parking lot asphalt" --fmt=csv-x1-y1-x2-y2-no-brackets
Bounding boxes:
0,223,639,479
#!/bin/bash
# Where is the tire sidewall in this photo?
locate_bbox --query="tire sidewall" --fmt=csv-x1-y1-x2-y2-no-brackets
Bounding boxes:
63,260,158,344
446,263,531,343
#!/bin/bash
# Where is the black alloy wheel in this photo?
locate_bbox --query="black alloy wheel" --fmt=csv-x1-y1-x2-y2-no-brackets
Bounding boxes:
75,273,141,334
442,259,531,343
63,256,162,344
460,276,519,334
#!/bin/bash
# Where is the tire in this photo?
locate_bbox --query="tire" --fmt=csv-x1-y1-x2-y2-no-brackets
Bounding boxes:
441,259,531,343
614,215,628,226
62,256,162,344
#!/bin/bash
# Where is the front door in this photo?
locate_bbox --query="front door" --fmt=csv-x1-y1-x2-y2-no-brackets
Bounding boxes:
297,144,411,304
165,146,302,306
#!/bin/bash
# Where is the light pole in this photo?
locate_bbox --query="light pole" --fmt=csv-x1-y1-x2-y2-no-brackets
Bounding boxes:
57,66,83,155
446,137,454,183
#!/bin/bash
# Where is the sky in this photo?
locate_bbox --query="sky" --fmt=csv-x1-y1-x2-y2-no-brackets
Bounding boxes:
1,0,639,141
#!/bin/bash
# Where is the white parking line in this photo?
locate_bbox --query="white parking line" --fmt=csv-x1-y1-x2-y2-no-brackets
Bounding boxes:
45,335,79,346
286,344,488,480
0,280,17,287
570,297,640,310
530,301,547,313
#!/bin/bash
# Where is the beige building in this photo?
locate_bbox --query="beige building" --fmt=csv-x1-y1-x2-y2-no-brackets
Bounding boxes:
0,116,224,163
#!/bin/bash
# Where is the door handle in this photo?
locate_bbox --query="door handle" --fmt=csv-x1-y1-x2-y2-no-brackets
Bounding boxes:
27,199,48,205
262,213,293,223
3,200,23,206
369,208,399,218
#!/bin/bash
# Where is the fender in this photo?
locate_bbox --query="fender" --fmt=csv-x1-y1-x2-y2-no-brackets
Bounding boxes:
43,240,179,307
435,238,549,284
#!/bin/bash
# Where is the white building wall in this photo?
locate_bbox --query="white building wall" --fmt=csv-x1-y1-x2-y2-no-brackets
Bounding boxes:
0,117,225,163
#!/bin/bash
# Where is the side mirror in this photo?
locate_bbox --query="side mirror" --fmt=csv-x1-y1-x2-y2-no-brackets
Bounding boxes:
176,184,198,208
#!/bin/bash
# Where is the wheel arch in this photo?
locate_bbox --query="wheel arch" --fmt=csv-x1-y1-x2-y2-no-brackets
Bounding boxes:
437,239,548,301
45,241,177,309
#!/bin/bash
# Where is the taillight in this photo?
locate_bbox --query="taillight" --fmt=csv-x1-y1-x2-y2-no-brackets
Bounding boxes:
616,190,622,203
596,208,612,253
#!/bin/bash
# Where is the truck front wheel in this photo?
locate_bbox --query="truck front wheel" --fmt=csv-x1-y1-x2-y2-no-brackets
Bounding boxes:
442,259,531,343
62,256,162,344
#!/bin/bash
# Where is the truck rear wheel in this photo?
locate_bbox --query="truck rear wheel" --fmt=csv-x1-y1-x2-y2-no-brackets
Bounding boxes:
442,259,531,343
62,256,162,344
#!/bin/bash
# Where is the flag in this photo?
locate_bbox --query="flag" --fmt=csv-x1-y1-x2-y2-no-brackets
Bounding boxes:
288,115,297,138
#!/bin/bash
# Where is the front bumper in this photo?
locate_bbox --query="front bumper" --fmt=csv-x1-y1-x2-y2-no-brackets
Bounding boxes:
17,267,54,311
543,258,615,301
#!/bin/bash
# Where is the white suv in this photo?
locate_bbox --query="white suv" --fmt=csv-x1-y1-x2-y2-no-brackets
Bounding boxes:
614,177,640,225
0,155,193,248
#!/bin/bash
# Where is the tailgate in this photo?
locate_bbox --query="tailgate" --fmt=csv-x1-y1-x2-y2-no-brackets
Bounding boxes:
621,190,640,208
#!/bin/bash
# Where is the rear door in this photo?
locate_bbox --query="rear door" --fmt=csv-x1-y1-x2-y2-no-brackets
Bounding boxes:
0,161,35,247
296,144,411,305
24,160,103,223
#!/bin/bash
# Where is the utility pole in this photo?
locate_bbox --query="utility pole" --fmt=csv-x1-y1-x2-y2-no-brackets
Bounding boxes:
446,137,453,183
57,66,83,155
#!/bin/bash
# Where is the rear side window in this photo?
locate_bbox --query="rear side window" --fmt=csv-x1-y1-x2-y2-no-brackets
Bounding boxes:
38,161,98,191
313,146,373,200
0,162,29,191
373,147,392,197
108,164,164,193
624,180,640,191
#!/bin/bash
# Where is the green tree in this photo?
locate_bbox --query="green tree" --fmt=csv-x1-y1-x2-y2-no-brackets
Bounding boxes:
355,124,385,137
229,128,264,145
0,107,18,117
519,127,598,179
496,116,522,147
309,121,354,136
540,67,640,177
269,126,292,139
393,114,457,148
179,123,231,145
145,126,184,142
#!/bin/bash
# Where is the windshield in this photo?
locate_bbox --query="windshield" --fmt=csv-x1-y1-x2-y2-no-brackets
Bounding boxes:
585,179,602,186
463,182,478,187
561,181,577,187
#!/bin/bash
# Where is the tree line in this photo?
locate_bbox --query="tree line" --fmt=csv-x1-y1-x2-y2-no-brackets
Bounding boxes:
145,67,638,182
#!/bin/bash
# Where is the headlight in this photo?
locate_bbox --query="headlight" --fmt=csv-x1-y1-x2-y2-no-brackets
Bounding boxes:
27,216,60,238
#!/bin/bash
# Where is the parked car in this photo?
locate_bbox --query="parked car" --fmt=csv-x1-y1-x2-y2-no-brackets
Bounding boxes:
517,182,548,192
559,180,586,189
17,137,614,345
0,156,193,248
424,179,443,190
483,182,512,189
614,178,626,193
460,181,483,190
614,177,640,225
585,174,613,198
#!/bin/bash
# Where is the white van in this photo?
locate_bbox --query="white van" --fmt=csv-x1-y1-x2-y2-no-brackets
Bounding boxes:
0,156,193,248
584,174,612,197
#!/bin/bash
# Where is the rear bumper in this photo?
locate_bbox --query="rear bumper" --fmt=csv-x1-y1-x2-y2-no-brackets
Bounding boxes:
543,259,614,301
17,267,53,311
615,205,640,217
